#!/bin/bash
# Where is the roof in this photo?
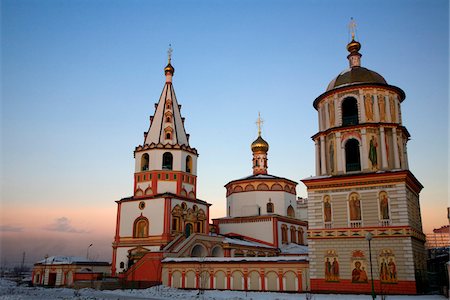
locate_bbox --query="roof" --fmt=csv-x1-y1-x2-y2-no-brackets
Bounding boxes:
225,173,298,187
162,256,309,263
35,256,110,266
223,237,274,249
279,243,309,255
326,66,387,92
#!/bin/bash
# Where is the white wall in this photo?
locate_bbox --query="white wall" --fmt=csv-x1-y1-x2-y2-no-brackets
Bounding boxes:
119,198,165,236
219,220,273,245
228,191,296,218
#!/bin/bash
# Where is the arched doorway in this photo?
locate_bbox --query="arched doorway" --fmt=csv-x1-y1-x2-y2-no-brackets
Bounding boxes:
185,223,193,238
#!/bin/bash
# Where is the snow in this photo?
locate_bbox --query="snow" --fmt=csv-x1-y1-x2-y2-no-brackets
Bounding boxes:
36,256,91,265
279,243,309,255
223,237,274,248
0,278,446,300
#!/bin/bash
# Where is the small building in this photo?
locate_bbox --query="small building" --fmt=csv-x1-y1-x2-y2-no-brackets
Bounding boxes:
32,256,110,287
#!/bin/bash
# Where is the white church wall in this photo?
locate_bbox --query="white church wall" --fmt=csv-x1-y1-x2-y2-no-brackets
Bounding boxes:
219,220,273,245
158,181,177,194
119,198,165,237
228,191,296,218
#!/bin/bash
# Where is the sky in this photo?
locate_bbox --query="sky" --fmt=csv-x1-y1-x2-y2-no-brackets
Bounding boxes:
1,0,448,266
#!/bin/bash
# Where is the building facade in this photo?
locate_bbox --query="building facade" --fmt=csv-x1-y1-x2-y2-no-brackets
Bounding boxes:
302,35,426,294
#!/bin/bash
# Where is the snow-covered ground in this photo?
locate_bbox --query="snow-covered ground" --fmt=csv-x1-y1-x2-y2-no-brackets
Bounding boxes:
0,278,446,300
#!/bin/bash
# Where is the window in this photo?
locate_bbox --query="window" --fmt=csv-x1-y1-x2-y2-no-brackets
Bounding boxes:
162,152,173,170
120,262,124,269
185,223,193,238
342,97,359,126
165,132,172,140
290,226,297,244
266,201,274,213
281,225,288,244
172,216,180,232
133,217,149,238
287,205,295,218
345,139,361,172
186,156,192,173
298,227,304,244
141,153,149,171
166,116,172,122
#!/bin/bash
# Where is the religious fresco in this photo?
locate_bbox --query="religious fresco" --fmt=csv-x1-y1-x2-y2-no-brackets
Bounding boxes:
351,250,368,283
364,93,373,121
328,139,335,173
328,99,335,127
379,249,397,283
323,195,332,223
348,192,361,221
389,95,396,122
379,191,390,220
378,94,386,122
324,250,339,282
368,135,378,170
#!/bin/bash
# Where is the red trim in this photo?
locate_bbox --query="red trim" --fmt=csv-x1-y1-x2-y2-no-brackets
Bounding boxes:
310,278,417,294
181,271,185,288
168,270,172,286
224,232,275,247
278,272,283,291
297,271,302,291
209,271,214,288
260,271,265,291
273,218,279,248
226,271,231,289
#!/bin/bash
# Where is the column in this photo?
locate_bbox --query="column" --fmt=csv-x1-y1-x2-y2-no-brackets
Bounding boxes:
320,135,326,175
260,270,265,291
380,127,388,169
324,103,330,129
334,96,339,127
315,140,321,176
168,270,172,286
181,271,186,288
373,95,380,122
297,270,303,291
336,132,343,173
361,129,368,170
392,128,400,169
385,95,392,123
395,95,401,124
278,270,283,291
226,270,231,289
196,271,199,289
209,271,214,289
358,91,366,123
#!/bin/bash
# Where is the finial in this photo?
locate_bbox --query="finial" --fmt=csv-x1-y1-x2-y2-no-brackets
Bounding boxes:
167,44,173,63
348,17,357,40
256,112,264,136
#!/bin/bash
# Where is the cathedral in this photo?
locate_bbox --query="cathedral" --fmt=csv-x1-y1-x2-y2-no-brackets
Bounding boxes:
111,28,426,294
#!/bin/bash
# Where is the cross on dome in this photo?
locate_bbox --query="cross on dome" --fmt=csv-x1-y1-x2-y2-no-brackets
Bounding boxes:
348,17,357,40
256,112,264,136
167,44,173,63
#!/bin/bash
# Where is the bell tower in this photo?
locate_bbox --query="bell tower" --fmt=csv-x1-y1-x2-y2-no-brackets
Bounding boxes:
302,20,426,294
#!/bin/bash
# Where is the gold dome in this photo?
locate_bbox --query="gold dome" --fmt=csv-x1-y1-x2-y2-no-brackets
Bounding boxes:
164,62,174,75
251,135,269,153
346,39,361,53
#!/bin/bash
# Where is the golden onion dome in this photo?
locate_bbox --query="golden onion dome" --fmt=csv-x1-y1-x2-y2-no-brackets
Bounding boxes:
164,62,175,75
251,135,269,153
346,39,361,53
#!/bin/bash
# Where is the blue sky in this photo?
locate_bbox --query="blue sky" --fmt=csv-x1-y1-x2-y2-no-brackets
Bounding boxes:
1,0,448,265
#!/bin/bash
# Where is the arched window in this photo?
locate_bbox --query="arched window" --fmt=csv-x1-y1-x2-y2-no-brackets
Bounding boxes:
266,201,274,213
186,156,192,173
290,226,297,244
191,244,207,257
141,153,149,171
298,227,304,244
342,97,359,126
165,132,172,139
133,217,149,238
162,152,173,170
287,205,295,218
345,139,361,172
281,225,288,244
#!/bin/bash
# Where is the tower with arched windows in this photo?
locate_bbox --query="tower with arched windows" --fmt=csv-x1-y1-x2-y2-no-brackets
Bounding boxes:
302,32,426,294
111,51,211,282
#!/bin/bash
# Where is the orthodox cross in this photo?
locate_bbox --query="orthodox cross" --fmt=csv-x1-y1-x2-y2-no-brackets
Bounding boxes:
256,112,264,136
348,17,357,40
167,44,173,63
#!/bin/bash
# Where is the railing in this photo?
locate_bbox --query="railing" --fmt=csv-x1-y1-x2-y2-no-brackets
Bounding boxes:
380,219,391,227
342,115,359,126
346,163,361,172
324,222,333,229
350,220,362,228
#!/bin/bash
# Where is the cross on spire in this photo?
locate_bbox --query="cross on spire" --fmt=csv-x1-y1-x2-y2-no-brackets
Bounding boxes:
349,17,357,40
167,44,173,63
256,112,264,136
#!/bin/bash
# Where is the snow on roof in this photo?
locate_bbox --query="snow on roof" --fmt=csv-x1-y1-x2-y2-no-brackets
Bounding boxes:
279,243,309,255
162,256,308,263
223,237,274,249
36,256,108,265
